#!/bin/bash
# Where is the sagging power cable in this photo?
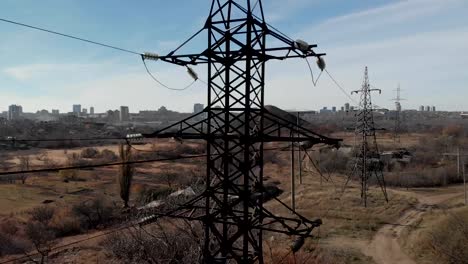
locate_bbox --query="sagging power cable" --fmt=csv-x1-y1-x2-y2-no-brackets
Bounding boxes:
141,57,198,91
305,57,323,87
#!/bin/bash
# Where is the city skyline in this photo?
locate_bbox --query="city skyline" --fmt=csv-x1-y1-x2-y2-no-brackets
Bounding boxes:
0,0,467,112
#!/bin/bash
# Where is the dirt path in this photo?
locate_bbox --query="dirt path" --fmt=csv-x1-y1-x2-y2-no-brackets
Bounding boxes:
363,188,462,264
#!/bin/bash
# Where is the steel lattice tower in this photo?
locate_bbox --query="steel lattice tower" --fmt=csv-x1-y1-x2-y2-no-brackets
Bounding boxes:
391,84,404,143
351,67,388,207
139,0,341,262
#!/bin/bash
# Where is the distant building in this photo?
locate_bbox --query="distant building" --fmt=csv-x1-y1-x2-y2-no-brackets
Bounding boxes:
73,104,81,114
332,106,337,112
8,104,23,120
344,103,350,112
320,107,331,114
90,107,94,115
340,106,345,111
107,110,120,122
425,105,430,112
419,105,424,111
193,103,204,114
431,106,436,112
52,109,59,115
82,108,87,114
120,106,130,122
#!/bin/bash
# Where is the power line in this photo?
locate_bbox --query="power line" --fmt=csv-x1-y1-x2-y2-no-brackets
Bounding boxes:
0,154,207,176
0,136,126,143
142,58,197,91
0,225,130,264
0,17,142,56
324,69,358,104
304,58,323,87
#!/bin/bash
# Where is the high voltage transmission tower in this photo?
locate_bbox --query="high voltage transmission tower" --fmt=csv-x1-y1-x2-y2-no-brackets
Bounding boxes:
350,67,388,207
135,0,341,263
391,84,405,143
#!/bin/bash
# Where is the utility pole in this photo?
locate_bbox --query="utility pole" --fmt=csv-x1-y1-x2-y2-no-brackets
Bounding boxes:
297,112,303,185
291,132,296,212
457,146,461,179
137,1,342,262
443,148,468,206
351,66,388,207
463,159,467,205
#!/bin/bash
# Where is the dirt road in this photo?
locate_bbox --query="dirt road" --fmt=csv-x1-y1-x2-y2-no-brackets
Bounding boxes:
364,187,462,264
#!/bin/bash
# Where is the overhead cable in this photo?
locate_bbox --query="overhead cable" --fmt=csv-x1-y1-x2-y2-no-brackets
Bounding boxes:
324,69,358,104
0,154,208,176
142,58,197,91
0,17,142,56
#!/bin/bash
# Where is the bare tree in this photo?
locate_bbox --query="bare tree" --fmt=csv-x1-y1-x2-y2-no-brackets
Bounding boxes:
25,221,55,264
119,144,134,208
19,156,30,184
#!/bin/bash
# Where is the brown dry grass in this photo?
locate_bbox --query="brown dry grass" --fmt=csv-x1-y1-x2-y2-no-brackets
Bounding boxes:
399,197,468,264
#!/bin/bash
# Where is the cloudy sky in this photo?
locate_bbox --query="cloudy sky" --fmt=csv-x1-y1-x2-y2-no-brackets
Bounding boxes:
0,0,467,113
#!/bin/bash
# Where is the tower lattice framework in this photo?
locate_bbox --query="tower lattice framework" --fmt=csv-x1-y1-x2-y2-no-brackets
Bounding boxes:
139,1,341,263
351,67,388,207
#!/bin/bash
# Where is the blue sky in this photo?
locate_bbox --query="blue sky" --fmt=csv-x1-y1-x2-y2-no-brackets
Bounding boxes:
0,0,467,113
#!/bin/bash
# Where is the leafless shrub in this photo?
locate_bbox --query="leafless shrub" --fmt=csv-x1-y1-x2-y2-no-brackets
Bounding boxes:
428,209,468,264
384,165,458,187
72,197,115,230
136,185,174,205
0,232,30,257
81,147,99,158
102,221,202,264
99,149,118,162
0,219,30,257
58,169,83,182
25,221,56,264
49,207,81,237
19,156,30,184
29,206,55,225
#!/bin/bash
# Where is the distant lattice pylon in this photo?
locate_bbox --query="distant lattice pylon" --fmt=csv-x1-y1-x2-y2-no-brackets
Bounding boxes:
391,83,405,143
350,66,388,207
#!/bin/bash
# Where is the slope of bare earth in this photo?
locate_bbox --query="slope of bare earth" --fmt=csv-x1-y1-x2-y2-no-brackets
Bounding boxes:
347,185,464,264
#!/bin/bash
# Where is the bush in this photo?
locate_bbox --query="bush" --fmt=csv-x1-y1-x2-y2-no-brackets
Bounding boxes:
49,208,81,237
99,149,118,162
317,150,350,174
29,206,55,225
58,169,83,182
136,185,174,205
384,165,458,187
81,147,99,158
72,198,115,230
102,223,202,264
0,232,29,256
428,209,468,264
0,219,30,256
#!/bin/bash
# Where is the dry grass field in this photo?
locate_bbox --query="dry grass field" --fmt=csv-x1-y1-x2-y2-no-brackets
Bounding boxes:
0,133,467,263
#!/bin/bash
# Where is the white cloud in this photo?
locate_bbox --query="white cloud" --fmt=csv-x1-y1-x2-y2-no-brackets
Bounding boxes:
264,0,468,111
